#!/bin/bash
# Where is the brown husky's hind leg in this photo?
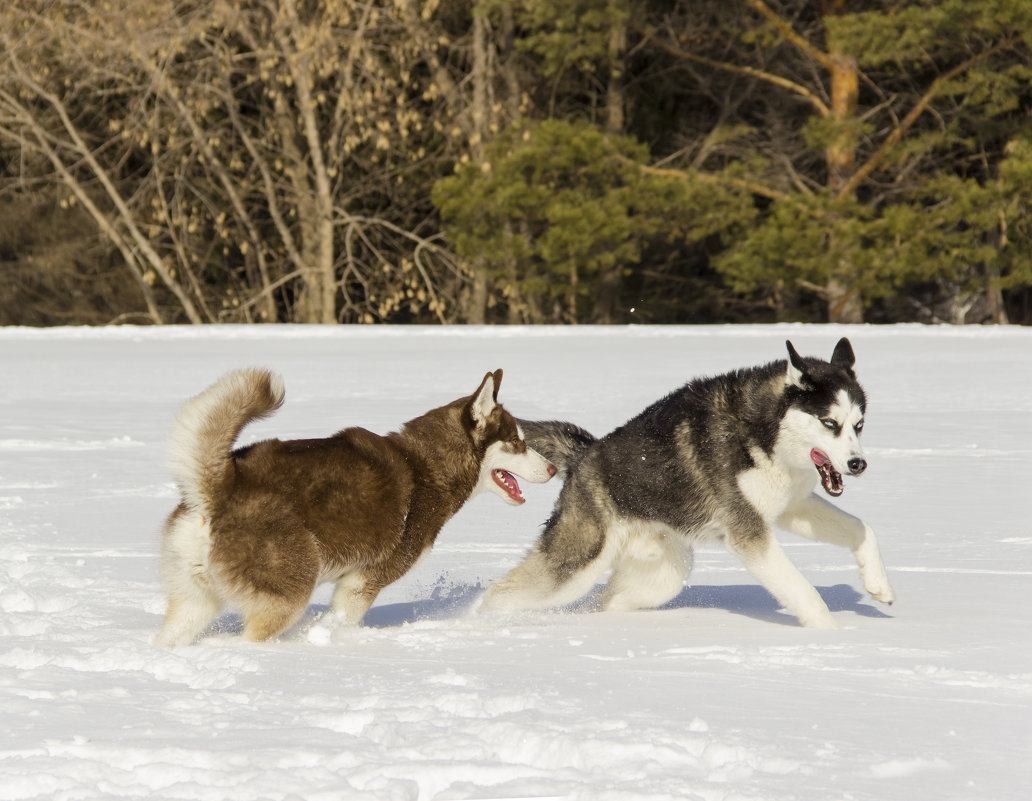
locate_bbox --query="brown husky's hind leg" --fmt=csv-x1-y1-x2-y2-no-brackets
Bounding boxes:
157,590,222,648
156,510,223,648
240,594,310,642
217,518,321,642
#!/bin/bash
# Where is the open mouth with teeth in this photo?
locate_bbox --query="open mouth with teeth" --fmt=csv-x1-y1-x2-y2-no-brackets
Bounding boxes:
492,469,525,504
810,448,844,497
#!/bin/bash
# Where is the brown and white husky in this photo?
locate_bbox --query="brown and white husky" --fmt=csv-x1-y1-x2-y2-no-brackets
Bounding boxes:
156,368,555,647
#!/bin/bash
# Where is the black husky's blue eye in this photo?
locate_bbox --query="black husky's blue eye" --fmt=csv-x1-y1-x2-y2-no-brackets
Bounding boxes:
821,419,838,431
855,420,864,433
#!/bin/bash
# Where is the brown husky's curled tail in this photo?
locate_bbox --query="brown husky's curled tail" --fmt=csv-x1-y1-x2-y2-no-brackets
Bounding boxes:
167,368,285,516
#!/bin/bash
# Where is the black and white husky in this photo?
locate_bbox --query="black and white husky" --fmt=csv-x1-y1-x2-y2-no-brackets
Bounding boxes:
477,339,895,629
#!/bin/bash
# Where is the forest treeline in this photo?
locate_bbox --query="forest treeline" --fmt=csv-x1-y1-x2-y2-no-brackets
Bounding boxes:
1,0,1030,326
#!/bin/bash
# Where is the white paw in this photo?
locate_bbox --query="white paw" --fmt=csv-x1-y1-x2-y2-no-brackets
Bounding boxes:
861,564,895,605
472,583,523,614
472,589,509,615
866,581,895,606
306,611,347,645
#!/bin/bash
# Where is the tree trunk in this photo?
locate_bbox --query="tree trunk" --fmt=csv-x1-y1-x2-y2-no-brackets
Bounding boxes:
465,258,488,324
985,270,1009,324
605,6,626,135
593,5,627,324
498,4,522,122
987,211,1010,324
825,274,864,325
824,52,863,324
461,7,493,325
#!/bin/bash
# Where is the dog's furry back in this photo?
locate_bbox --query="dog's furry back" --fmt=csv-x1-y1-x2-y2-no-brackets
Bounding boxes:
519,420,596,478
167,368,285,516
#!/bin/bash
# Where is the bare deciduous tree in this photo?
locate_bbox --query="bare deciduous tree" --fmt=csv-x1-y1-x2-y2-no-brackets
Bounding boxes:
0,0,467,323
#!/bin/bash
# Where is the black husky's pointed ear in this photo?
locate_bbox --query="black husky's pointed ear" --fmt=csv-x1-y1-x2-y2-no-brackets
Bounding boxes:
831,338,856,375
785,340,807,388
469,370,501,428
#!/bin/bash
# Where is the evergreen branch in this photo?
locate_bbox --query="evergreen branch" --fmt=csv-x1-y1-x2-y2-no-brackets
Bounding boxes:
655,39,829,116
625,157,828,220
837,41,1013,199
742,0,835,70
638,161,785,202
632,158,785,203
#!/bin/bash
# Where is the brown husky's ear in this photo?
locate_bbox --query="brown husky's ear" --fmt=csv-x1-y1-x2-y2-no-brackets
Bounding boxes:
469,370,500,428
490,368,503,401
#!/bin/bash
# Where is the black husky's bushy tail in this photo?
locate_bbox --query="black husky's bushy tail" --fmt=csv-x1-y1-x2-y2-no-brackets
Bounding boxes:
518,419,596,479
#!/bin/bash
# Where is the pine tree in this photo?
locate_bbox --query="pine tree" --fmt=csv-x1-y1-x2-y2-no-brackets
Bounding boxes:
657,0,1032,322
433,119,748,322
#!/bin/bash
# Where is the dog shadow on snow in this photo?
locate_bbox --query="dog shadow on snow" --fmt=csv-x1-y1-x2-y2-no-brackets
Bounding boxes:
196,582,485,639
200,582,889,638
356,581,893,628
658,583,893,626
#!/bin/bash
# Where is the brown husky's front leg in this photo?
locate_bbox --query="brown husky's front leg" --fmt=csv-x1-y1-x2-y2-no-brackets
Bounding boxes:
330,487,450,625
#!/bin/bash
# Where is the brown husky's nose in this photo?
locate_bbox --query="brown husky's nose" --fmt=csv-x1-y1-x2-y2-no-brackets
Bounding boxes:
848,458,867,476
547,463,557,478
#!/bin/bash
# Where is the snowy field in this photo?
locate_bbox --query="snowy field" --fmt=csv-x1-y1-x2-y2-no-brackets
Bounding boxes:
0,323,1029,801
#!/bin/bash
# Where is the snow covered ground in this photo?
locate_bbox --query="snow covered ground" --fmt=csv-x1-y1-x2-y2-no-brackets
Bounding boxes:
0,323,1029,801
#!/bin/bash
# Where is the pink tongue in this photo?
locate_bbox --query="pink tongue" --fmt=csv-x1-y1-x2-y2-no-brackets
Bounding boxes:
493,469,524,503
810,448,844,497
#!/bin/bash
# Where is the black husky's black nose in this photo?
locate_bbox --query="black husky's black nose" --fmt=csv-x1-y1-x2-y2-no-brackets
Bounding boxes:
848,458,867,476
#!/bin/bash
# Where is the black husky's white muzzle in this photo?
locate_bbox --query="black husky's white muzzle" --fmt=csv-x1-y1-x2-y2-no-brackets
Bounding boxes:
810,448,843,496
810,449,867,497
